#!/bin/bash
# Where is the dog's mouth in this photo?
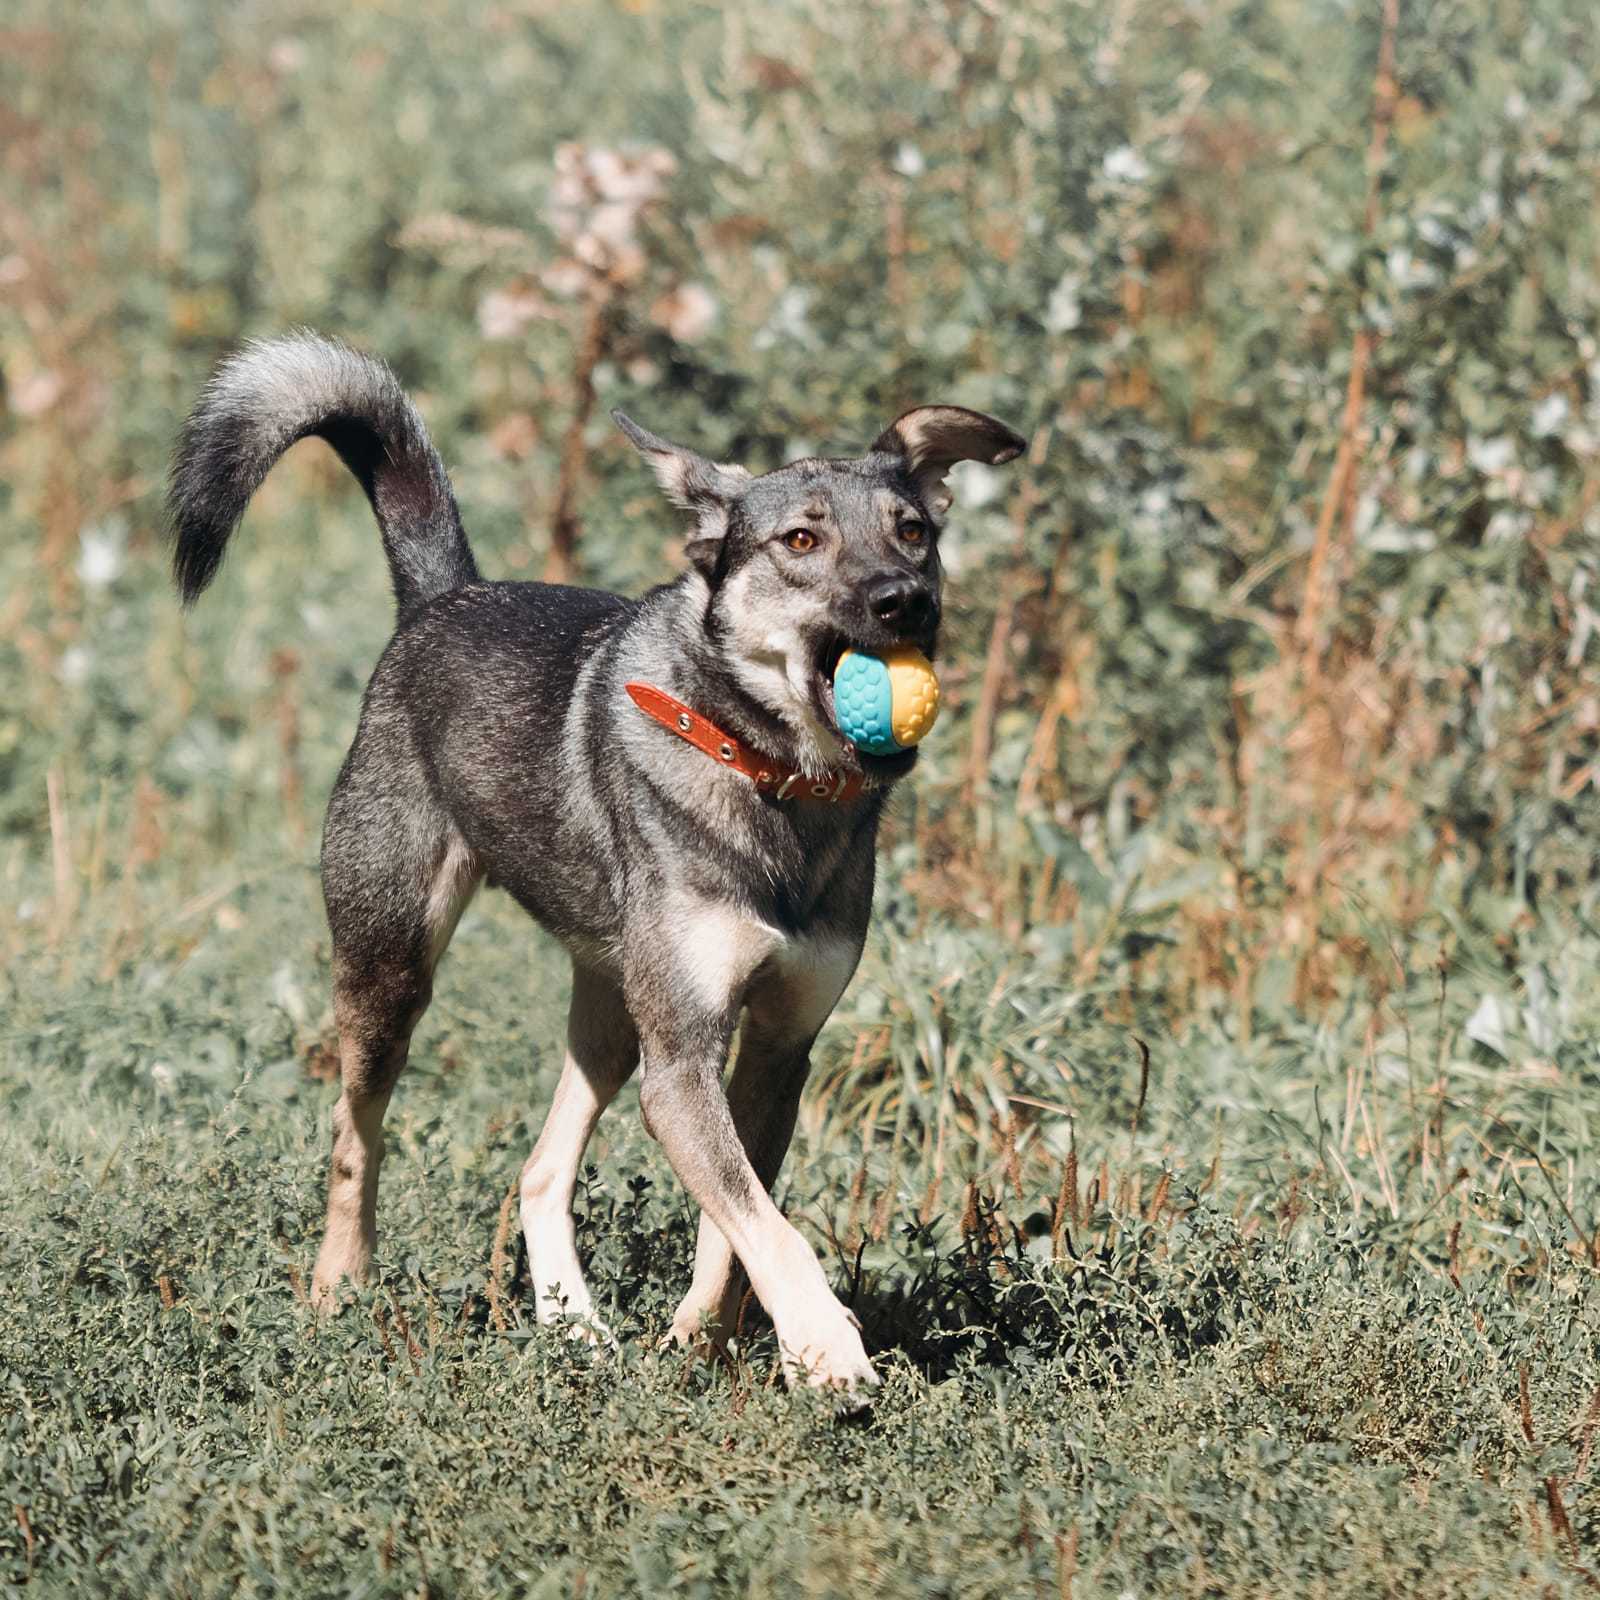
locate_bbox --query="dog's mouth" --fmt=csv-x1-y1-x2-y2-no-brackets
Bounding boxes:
809,633,923,775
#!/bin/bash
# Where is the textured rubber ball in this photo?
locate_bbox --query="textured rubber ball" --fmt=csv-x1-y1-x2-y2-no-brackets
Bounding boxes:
832,646,941,757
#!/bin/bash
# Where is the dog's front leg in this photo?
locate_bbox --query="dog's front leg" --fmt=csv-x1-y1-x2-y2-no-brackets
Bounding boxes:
663,1031,808,1353
666,932,864,1352
636,1026,876,1397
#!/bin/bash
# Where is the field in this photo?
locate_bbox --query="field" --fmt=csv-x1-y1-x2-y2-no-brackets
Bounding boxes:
4,0,1600,1594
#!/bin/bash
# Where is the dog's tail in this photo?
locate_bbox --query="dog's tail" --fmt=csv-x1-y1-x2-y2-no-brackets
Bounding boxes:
168,330,479,614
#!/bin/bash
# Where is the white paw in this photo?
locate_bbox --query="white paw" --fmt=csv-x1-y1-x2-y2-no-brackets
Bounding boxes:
663,1308,716,1353
776,1301,879,1399
309,1255,371,1316
663,1285,744,1354
536,1291,616,1351
565,1313,618,1351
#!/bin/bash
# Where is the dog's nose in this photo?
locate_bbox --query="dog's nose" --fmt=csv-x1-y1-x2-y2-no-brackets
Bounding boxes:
866,574,937,631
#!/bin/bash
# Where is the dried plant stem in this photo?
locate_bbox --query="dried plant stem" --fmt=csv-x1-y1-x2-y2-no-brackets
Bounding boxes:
486,1178,520,1333
545,287,615,584
47,767,74,947
15,1506,35,1573
967,567,1022,843
1129,1037,1151,1137
1295,0,1399,673
967,447,1045,850
1296,329,1374,668
1055,1527,1078,1600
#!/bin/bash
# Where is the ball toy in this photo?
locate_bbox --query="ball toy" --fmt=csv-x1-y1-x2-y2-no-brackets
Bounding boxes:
832,645,941,757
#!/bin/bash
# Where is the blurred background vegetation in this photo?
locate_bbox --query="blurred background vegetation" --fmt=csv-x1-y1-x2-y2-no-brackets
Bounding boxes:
4,0,1600,1593
4,0,1598,1009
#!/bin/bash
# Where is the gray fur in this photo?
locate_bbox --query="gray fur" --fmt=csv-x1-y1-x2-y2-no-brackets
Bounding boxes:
169,331,477,613
168,332,1024,1397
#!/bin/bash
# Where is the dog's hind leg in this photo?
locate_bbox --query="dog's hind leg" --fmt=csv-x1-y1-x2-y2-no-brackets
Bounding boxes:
666,932,862,1351
519,965,639,1339
311,733,480,1309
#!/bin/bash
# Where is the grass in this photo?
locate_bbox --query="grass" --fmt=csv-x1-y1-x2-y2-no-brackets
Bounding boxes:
3,725,1599,1595
5,0,1600,1588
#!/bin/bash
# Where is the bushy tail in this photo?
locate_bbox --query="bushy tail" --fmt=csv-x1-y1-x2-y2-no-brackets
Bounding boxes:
168,331,479,614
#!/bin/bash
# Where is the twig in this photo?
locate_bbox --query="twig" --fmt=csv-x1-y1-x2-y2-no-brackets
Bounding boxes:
1296,0,1400,672
1130,1037,1151,1137
486,1178,519,1333
46,767,73,946
545,287,615,583
15,1506,36,1572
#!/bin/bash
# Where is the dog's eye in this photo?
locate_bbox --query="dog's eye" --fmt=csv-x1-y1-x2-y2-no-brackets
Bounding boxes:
781,528,818,553
898,520,927,545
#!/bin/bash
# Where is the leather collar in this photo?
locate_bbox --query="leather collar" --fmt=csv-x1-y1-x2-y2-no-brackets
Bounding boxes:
625,681,869,804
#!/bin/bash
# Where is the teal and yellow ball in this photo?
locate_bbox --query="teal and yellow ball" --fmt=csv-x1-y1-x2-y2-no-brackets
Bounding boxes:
832,646,941,757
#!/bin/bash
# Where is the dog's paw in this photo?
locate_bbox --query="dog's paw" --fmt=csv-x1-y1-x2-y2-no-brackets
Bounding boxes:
776,1303,879,1403
661,1312,717,1358
539,1303,618,1353
569,1315,619,1353
310,1258,371,1317
663,1284,744,1357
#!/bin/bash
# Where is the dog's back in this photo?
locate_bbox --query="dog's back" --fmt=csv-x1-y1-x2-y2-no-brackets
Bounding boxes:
373,579,638,947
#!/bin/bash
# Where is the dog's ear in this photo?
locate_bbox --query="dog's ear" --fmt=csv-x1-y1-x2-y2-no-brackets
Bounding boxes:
613,411,751,576
872,405,1027,514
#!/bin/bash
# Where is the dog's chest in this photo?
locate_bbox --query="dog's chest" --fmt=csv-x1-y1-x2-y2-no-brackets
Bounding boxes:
714,788,878,928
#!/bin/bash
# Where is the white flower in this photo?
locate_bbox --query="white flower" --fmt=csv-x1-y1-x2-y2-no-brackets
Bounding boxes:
1485,508,1528,542
1468,436,1516,475
477,285,553,341
77,518,126,590
587,202,640,253
1102,145,1150,184
268,37,306,74
590,145,674,205
893,143,925,177
754,286,814,349
1530,392,1569,437
1386,247,1437,289
955,463,1003,509
1416,214,1452,249
575,232,645,284
541,260,591,299
1045,273,1082,334
12,369,62,417
650,283,717,343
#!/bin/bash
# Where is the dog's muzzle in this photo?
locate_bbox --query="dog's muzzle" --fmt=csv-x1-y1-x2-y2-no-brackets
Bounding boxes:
864,573,939,634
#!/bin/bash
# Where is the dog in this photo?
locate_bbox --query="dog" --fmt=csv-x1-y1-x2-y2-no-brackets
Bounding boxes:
169,331,1024,1395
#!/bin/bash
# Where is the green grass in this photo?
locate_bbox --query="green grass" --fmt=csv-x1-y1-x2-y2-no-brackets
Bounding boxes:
6,0,1600,1588
4,834,1599,1596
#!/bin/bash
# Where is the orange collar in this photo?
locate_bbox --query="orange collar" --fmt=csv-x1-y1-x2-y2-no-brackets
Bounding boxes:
625,682,869,804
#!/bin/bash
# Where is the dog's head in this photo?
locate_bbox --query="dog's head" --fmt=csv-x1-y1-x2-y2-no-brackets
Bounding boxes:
615,404,1026,777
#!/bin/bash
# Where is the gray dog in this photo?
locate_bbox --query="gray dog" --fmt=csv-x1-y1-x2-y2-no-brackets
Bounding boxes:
169,332,1023,1395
